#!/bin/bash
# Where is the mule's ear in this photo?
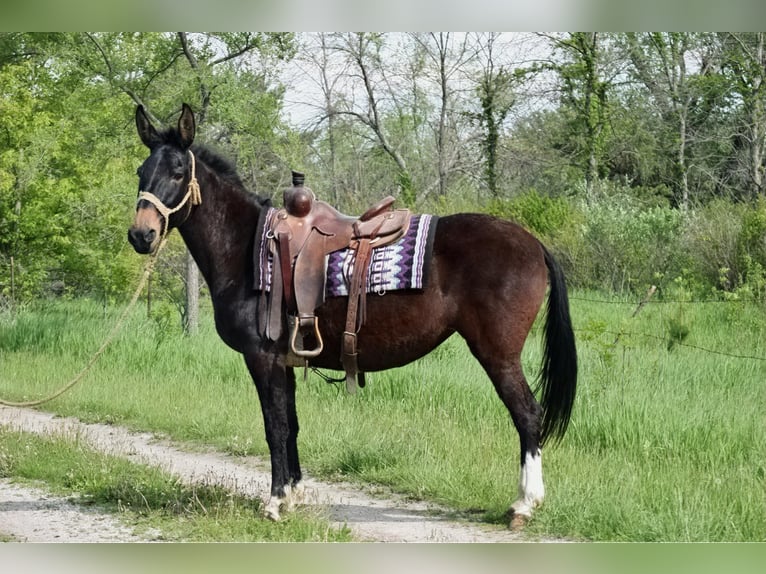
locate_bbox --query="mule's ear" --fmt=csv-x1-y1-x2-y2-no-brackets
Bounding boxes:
136,105,161,149
178,103,196,149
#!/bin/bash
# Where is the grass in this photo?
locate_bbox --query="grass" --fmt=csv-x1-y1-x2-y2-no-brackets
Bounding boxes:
0,427,352,542
0,294,764,541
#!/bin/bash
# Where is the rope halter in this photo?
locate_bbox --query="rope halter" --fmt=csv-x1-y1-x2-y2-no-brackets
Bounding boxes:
137,150,202,239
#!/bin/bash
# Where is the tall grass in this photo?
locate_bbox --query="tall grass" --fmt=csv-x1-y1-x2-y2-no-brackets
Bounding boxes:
0,295,764,541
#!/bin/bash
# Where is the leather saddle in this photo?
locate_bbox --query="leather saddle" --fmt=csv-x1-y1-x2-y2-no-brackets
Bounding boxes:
266,171,411,392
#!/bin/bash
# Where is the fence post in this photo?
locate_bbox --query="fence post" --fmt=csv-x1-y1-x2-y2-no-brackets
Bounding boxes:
10,255,15,314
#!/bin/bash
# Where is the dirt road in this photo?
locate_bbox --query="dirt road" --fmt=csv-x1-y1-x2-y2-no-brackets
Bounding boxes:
0,405,524,542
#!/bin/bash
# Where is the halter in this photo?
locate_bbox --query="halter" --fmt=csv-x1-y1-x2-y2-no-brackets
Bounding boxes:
137,150,202,238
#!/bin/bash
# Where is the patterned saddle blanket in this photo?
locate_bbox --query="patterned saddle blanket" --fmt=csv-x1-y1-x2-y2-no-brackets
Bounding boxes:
254,209,438,298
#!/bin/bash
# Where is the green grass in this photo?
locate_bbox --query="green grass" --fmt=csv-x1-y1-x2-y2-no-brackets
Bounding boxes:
0,427,352,542
0,295,764,541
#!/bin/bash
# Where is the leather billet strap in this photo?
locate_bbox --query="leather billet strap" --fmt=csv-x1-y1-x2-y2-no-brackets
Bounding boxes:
341,237,374,394
136,150,201,238
278,232,295,313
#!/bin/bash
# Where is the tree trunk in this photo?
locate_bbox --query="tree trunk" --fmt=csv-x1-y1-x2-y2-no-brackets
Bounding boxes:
178,32,208,336
184,249,199,335
436,33,449,197
333,33,412,200
583,33,601,200
751,33,765,198
679,110,690,209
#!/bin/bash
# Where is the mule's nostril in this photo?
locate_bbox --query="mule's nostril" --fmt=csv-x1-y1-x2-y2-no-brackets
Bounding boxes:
127,227,155,254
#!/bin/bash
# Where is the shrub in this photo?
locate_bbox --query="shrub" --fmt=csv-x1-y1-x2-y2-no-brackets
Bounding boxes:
575,192,683,293
486,189,578,238
737,197,766,284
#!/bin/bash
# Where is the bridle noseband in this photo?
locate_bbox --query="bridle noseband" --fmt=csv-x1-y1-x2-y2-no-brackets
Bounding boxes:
137,149,202,238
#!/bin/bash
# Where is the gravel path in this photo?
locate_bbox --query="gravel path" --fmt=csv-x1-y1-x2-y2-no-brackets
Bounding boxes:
0,405,524,542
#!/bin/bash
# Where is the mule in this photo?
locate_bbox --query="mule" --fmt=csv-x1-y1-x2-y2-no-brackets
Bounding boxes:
127,104,577,526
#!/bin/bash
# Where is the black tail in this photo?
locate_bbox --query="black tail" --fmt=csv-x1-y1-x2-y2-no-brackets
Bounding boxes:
537,245,578,446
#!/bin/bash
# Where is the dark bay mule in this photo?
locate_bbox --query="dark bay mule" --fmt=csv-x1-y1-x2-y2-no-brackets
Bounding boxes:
127,104,577,526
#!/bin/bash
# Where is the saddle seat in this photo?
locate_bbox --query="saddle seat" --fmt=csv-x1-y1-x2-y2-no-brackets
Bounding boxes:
266,172,411,392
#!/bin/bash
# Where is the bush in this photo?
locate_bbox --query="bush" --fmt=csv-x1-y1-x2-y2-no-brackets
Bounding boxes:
737,197,766,276
573,192,683,293
680,199,744,291
486,189,579,238
482,186,765,300
678,198,766,300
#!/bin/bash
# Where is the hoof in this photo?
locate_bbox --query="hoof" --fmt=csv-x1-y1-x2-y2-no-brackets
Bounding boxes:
264,498,282,521
286,482,305,511
506,498,538,531
507,510,530,531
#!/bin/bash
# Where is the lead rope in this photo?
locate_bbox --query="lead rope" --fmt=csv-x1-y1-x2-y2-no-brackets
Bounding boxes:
0,152,202,408
0,238,167,408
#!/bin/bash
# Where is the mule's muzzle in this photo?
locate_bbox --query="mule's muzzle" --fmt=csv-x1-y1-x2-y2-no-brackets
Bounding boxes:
128,226,158,254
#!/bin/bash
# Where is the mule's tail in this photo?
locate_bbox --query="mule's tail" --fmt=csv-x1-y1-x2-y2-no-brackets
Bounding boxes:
537,245,578,446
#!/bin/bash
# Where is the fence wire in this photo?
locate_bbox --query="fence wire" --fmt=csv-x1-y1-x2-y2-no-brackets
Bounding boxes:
571,292,766,362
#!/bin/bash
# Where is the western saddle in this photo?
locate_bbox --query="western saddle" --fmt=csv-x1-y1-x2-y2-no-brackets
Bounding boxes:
266,172,411,393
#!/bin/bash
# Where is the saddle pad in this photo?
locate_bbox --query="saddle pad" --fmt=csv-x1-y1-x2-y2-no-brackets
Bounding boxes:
325,213,437,297
253,208,438,296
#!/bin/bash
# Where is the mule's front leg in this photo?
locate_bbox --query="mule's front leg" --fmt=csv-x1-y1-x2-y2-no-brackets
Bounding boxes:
244,350,301,521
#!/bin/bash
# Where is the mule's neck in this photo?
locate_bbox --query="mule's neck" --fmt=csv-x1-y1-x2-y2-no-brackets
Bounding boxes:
175,159,263,297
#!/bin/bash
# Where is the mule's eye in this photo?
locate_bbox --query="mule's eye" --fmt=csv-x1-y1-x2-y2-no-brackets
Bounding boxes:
172,171,184,183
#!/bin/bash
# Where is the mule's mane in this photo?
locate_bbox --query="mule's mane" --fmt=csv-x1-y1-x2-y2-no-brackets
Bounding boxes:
191,144,245,189
154,126,269,208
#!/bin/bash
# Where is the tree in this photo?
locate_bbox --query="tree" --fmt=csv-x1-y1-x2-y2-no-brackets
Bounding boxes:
0,34,138,306
0,33,296,319
469,33,517,198
74,32,294,333
624,33,716,209
322,33,416,205
718,33,766,200
410,32,473,199
543,33,615,200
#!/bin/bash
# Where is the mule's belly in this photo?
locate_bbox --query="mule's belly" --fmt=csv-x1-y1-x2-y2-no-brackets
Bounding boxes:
309,289,455,372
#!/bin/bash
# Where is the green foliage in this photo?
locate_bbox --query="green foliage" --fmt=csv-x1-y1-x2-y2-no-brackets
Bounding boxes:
677,198,766,299
0,32,295,306
665,313,691,351
564,190,683,293
485,189,580,248
2,32,766,309
486,189,578,238
482,187,766,302
737,197,766,295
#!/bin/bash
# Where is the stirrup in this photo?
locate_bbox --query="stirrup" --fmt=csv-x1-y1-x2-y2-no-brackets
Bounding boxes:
290,315,324,358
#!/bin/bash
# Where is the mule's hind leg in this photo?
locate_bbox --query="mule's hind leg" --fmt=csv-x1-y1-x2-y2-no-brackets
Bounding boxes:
482,358,546,526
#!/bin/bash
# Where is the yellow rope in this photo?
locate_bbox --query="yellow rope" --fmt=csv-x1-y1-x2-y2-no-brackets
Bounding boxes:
1,151,201,409
0,238,167,408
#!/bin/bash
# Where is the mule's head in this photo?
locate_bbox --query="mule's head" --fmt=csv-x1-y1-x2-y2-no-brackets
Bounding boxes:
128,103,199,254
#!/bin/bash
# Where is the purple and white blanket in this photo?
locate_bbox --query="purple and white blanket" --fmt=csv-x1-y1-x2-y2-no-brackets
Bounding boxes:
254,208,438,297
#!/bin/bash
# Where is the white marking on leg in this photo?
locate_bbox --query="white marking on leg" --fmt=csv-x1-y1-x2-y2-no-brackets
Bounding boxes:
511,450,544,518
264,496,282,521
264,485,291,521
265,482,306,518
286,481,305,511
